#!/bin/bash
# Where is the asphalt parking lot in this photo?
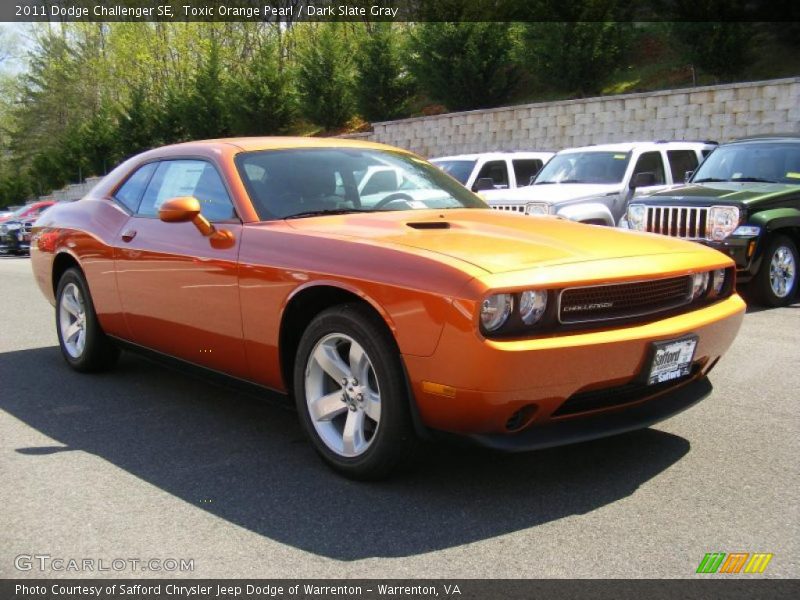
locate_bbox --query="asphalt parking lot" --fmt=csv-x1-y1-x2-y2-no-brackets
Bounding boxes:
0,255,797,579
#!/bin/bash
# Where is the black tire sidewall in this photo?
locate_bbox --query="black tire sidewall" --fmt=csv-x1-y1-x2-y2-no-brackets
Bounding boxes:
293,304,414,479
55,267,118,371
752,235,799,307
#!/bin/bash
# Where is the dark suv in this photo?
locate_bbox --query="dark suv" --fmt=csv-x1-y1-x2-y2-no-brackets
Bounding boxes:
624,135,800,306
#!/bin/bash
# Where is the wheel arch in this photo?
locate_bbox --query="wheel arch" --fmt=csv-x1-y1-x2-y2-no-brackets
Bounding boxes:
51,251,83,296
278,282,398,394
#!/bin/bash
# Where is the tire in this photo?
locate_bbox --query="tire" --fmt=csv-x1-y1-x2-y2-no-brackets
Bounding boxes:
293,303,419,479
55,267,120,372
747,234,798,307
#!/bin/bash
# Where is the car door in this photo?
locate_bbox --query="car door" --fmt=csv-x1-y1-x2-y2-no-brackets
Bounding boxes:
114,158,249,378
630,151,670,196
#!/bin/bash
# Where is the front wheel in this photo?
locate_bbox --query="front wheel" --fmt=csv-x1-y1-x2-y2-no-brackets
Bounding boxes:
56,267,120,372
748,235,798,307
293,304,418,479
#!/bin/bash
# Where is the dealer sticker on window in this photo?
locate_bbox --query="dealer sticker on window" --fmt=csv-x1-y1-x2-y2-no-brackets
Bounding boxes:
647,336,697,385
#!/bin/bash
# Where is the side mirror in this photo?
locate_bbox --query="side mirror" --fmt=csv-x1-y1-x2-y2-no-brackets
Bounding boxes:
684,170,694,183
158,196,234,249
630,171,657,189
473,177,496,192
158,196,201,223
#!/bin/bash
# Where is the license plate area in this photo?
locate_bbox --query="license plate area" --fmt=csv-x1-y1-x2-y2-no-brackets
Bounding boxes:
646,335,698,385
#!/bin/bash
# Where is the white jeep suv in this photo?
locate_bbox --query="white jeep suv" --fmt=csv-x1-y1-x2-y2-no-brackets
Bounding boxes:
480,141,716,225
430,151,555,193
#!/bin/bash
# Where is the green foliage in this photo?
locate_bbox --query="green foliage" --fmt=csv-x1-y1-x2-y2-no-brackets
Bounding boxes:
296,24,357,131
522,21,633,96
669,23,751,80
182,38,232,140
354,24,413,121
228,40,296,136
408,22,519,111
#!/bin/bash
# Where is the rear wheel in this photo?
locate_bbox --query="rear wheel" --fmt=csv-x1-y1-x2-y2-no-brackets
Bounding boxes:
293,304,418,479
748,235,798,307
56,267,120,372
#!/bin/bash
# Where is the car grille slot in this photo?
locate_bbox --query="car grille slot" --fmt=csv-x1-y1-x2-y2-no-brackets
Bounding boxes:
645,205,708,238
552,364,700,417
559,276,693,324
491,205,525,213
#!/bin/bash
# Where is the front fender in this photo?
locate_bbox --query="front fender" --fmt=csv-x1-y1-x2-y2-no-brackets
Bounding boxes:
555,202,616,226
748,206,800,234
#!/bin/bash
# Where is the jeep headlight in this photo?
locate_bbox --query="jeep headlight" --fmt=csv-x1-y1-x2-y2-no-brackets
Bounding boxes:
708,206,740,240
525,202,550,216
627,204,646,231
480,294,513,333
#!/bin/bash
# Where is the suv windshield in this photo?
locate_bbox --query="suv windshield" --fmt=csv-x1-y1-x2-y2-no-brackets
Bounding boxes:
237,149,486,220
430,159,476,185
534,151,631,185
692,142,800,184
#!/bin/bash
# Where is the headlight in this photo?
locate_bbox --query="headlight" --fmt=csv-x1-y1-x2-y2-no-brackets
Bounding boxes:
708,206,740,240
732,225,760,237
519,290,548,325
526,202,550,216
480,294,513,332
627,204,646,231
691,272,710,299
711,269,726,295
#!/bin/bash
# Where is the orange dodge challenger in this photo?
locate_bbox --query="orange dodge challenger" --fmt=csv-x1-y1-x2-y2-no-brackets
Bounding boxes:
31,138,745,478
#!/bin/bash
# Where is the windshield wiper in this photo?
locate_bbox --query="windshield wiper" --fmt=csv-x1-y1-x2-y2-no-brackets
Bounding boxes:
693,178,728,183
729,177,777,183
285,208,374,220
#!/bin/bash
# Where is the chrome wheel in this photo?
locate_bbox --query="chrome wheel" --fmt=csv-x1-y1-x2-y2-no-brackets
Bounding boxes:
304,333,381,458
769,245,796,299
59,282,87,358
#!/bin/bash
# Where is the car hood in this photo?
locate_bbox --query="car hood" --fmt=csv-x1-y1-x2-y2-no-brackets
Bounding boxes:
643,182,800,206
480,183,621,205
283,208,706,274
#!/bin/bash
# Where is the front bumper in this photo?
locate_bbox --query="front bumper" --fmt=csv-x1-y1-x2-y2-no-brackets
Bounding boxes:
404,294,745,444
697,237,759,281
0,231,30,254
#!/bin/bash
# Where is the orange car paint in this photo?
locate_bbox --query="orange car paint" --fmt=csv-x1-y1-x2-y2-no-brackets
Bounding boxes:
31,137,745,438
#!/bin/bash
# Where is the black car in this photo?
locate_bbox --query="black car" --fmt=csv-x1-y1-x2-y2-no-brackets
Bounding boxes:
0,217,35,255
624,135,800,306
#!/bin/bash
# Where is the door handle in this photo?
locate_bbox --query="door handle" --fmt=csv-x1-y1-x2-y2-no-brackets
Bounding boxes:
121,230,137,242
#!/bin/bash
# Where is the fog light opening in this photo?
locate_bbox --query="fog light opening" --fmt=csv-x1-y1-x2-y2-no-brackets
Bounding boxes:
505,404,538,432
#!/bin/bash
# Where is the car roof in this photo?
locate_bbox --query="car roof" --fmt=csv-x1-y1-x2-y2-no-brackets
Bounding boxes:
153,136,414,155
431,151,555,161
558,141,717,154
727,134,800,144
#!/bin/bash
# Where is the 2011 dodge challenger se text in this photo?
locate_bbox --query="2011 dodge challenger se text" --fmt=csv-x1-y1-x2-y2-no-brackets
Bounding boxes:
30,138,745,479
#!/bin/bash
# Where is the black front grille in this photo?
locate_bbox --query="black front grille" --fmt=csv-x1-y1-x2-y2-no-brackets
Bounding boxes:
559,276,692,324
645,205,708,238
553,365,699,417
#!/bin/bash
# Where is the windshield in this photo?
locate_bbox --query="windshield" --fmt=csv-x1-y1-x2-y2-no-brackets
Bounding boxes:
237,149,486,220
692,142,800,184
534,151,631,184
430,159,476,184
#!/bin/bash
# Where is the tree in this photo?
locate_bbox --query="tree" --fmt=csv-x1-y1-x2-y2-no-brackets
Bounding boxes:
669,23,751,81
522,21,632,96
228,38,296,136
182,38,231,140
295,24,356,131
354,24,413,122
407,23,519,111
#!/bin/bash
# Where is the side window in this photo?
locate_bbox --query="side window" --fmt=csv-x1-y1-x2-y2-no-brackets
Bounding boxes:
138,160,235,222
512,159,544,187
632,152,666,186
474,160,509,190
666,150,699,183
114,163,157,213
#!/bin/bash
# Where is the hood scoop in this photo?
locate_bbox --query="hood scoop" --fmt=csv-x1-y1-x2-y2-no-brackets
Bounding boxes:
407,221,451,230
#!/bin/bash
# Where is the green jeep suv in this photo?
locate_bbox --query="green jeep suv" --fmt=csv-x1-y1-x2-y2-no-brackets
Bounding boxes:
624,135,799,306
